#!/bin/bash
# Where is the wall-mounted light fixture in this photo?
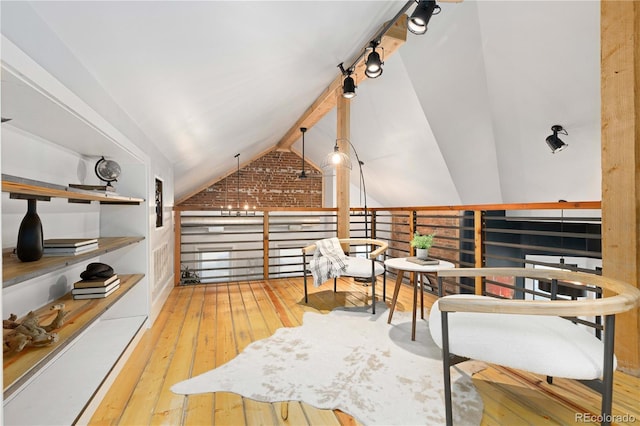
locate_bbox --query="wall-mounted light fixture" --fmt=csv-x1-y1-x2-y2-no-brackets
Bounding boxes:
408,0,441,35
546,125,568,153
1,117,13,123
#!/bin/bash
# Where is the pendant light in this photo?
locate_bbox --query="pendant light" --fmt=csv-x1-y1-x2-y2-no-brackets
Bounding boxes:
299,127,308,179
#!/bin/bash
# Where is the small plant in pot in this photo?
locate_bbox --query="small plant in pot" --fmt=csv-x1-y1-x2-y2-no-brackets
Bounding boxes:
410,232,435,260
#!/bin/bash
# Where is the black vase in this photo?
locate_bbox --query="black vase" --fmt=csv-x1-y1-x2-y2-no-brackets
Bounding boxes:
16,199,44,262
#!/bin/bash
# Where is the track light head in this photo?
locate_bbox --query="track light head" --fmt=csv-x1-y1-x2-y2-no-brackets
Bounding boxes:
408,0,440,35
365,48,383,79
342,75,356,99
546,125,568,154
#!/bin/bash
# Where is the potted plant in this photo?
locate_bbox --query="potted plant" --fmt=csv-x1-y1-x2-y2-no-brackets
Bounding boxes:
410,232,435,260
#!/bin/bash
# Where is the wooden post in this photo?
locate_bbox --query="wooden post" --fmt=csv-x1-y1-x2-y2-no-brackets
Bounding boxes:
409,210,416,257
601,1,640,374
474,210,483,295
336,94,350,242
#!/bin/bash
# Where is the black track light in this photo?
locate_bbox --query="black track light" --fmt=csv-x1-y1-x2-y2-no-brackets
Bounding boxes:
408,0,441,35
338,63,357,99
342,75,356,99
546,125,568,154
365,47,383,79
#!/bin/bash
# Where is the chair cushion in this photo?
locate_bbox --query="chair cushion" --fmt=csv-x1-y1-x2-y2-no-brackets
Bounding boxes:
309,257,384,279
429,295,615,380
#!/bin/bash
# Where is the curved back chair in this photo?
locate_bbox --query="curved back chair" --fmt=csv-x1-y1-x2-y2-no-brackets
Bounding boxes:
302,238,388,313
428,268,640,426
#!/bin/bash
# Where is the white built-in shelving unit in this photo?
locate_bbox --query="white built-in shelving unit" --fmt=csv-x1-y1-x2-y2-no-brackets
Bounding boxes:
1,37,151,424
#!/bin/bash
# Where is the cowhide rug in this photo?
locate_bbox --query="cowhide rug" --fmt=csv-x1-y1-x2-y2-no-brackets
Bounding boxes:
172,303,485,425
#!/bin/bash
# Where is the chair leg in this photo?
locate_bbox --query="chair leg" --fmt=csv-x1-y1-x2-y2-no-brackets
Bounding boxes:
601,315,616,426
383,266,387,301
371,260,376,314
303,255,308,303
334,277,337,293
441,310,453,426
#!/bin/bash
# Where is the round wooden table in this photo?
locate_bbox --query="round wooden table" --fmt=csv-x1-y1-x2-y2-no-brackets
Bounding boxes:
384,257,455,340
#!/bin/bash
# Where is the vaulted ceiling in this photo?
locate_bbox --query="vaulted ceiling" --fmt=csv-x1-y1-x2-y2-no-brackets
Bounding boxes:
1,1,601,207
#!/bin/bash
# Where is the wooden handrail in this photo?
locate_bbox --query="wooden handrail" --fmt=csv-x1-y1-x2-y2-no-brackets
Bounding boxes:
302,238,388,260
437,267,640,317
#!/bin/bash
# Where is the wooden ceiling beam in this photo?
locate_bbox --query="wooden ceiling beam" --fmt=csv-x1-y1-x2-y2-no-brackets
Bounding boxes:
275,15,408,152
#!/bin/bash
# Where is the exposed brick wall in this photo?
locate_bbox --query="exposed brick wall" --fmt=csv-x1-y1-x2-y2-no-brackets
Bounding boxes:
179,151,322,208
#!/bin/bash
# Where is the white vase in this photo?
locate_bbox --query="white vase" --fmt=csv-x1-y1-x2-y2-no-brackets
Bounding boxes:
416,248,429,260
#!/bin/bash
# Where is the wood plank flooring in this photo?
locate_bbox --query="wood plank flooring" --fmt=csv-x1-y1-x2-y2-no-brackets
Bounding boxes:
89,277,640,425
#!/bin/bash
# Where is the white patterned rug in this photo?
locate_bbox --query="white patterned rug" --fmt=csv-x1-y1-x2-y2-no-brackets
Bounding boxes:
171,303,485,425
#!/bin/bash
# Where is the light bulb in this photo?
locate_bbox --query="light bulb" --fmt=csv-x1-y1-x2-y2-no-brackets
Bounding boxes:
332,153,341,164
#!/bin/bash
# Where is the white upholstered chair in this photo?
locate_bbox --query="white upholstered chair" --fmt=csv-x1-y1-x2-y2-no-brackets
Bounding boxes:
302,238,388,313
428,267,640,426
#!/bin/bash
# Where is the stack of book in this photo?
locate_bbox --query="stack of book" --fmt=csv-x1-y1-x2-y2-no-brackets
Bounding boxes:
69,184,116,192
43,238,99,256
72,274,120,300
406,257,440,266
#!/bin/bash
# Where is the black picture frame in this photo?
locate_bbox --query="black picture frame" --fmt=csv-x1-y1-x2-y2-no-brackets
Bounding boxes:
155,178,163,228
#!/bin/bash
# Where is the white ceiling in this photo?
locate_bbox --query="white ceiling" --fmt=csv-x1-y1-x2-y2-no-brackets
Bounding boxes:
1,1,601,206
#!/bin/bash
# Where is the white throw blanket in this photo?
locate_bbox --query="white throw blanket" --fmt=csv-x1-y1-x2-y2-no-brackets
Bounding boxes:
311,237,348,287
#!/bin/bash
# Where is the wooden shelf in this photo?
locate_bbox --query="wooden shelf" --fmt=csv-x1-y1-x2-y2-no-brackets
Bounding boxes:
2,174,145,204
3,273,145,398
3,236,144,287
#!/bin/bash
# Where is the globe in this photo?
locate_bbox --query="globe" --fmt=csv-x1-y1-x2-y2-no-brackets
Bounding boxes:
95,157,121,185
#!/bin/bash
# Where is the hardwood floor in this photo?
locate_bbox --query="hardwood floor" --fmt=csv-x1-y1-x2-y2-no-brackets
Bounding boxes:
89,277,640,425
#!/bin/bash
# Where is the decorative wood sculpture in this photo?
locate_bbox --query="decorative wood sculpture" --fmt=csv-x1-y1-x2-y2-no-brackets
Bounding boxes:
3,304,69,353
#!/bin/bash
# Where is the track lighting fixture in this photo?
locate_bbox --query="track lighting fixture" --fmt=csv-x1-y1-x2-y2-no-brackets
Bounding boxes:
408,0,441,35
365,43,384,79
338,63,357,99
546,125,568,153
332,0,448,99
342,75,357,99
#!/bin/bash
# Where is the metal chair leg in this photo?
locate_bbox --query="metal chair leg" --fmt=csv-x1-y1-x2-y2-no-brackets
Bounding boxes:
383,265,387,301
601,315,615,426
441,310,453,426
371,260,376,314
